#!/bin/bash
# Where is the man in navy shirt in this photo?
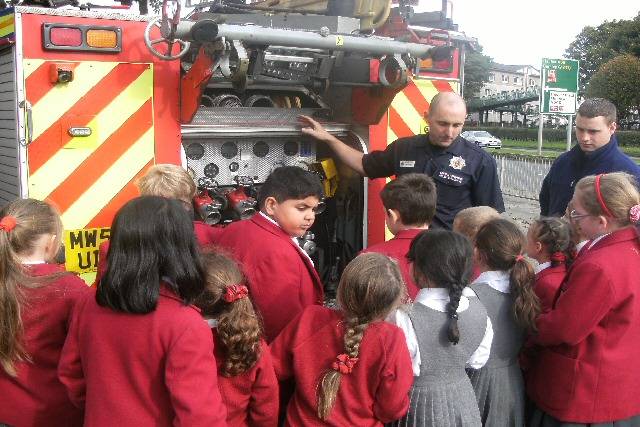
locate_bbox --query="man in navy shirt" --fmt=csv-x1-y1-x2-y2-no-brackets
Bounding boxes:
539,98,640,216
300,92,504,229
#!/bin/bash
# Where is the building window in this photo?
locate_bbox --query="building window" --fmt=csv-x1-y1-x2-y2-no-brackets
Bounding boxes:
502,74,509,83
489,73,495,82
513,76,520,84
529,79,535,86
484,89,491,95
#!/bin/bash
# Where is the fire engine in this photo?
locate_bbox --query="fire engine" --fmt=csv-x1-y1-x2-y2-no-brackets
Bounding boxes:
0,0,474,284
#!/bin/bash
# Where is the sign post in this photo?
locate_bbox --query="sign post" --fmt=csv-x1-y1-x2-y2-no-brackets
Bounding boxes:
537,58,579,154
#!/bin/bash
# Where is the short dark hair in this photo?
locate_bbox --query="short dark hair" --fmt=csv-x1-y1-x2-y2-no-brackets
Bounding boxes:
257,166,324,208
577,98,617,124
97,196,204,314
380,173,436,226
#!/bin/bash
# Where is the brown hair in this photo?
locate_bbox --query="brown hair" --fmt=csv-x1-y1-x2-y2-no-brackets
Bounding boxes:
575,172,640,227
577,98,617,124
0,199,63,376
475,219,541,333
380,173,437,226
453,206,501,241
195,249,262,376
317,253,405,420
136,164,196,204
530,217,572,267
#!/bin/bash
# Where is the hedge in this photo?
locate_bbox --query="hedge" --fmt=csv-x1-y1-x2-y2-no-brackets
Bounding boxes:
466,127,640,146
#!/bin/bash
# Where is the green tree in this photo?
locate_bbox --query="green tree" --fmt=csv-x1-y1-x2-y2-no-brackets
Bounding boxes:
463,49,492,100
565,13,640,93
586,54,640,121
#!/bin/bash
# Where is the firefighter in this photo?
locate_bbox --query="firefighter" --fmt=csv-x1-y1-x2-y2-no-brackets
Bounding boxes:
300,92,505,229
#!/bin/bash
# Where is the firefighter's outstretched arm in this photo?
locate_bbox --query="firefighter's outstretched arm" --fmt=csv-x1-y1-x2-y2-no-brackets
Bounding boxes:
299,115,365,176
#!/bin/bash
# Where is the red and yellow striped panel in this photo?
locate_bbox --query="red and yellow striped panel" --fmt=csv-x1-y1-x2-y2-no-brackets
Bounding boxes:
386,77,459,143
24,60,155,231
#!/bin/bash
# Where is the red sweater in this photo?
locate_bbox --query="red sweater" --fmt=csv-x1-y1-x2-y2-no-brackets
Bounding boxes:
94,220,221,286
270,306,413,426
530,227,640,422
361,228,423,299
58,286,227,427
0,264,88,427
216,214,324,342
212,329,279,426
534,263,567,313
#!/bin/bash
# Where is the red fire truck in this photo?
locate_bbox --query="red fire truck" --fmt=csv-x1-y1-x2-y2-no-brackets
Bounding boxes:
0,0,473,283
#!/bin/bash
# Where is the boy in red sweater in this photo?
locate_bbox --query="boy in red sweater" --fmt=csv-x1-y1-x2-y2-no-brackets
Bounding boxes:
216,166,324,342
362,173,435,300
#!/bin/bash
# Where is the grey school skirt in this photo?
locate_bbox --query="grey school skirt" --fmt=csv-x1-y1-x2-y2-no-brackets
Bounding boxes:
529,408,640,427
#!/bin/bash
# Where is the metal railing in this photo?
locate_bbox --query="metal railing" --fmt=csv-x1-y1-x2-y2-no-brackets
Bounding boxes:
493,153,553,201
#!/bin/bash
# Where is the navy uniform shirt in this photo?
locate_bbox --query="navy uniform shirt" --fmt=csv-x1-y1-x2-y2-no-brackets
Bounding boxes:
362,133,505,229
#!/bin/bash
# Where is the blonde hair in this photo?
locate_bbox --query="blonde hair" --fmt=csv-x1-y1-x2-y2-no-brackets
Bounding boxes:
136,164,196,203
195,249,263,377
453,206,501,241
317,253,405,420
575,172,640,227
0,199,63,376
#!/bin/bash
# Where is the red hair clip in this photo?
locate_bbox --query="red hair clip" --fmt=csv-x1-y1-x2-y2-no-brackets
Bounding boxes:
332,353,359,375
0,215,17,232
515,254,525,262
550,252,566,263
223,284,248,303
630,204,640,223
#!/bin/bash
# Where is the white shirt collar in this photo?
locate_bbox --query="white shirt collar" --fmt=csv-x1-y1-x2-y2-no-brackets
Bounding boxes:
575,240,589,253
413,287,476,313
472,270,511,293
588,233,610,249
259,212,314,265
21,260,47,265
535,261,551,274
205,318,218,328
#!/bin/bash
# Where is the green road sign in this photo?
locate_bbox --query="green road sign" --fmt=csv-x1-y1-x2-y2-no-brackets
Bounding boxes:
541,58,579,114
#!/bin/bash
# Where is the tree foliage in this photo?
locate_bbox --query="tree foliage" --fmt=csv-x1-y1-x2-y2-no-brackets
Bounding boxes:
565,13,640,93
463,49,492,100
586,54,640,121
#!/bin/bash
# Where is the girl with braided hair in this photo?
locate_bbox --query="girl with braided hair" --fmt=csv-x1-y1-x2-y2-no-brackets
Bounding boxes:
270,252,413,426
195,249,278,427
469,218,541,427
525,217,573,312
390,229,493,427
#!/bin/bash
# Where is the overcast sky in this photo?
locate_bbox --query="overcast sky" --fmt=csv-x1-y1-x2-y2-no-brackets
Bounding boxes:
416,0,639,67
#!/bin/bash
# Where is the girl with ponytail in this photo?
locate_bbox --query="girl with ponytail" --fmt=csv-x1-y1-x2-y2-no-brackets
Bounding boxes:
529,172,640,425
469,218,540,427
0,198,87,426
390,230,493,427
195,249,278,427
270,252,413,426
525,216,572,312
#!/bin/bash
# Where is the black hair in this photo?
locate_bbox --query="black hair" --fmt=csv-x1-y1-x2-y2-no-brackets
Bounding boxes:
380,173,437,226
96,196,204,313
407,229,473,344
257,166,324,208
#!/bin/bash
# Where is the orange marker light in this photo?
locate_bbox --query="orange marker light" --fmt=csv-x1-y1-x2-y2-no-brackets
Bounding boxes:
86,29,117,49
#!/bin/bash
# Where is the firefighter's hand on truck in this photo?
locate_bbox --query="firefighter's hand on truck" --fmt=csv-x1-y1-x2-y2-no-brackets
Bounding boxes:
299,115,335,144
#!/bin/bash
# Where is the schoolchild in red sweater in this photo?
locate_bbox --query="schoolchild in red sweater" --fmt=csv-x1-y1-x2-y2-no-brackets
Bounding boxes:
0,199,88,427
529,172,640,425
94,164,221,285
58,196,227,427
196,249,278,427
217,166,325,342
452,205,500,281
525,216,572,312
361,173,435,300
270,253,414,426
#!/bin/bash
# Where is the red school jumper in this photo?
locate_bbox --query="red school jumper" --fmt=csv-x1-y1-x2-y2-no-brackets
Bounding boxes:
361,228,422,300
216,213,324,342
0,264,88,427
270,305,413,426
534,263,567,313
212,328,279,427
58,286,227,427
529,227,640,423
94,220,222,286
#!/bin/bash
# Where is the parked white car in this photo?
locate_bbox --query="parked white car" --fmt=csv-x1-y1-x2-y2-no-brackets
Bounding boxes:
461,131,502,148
